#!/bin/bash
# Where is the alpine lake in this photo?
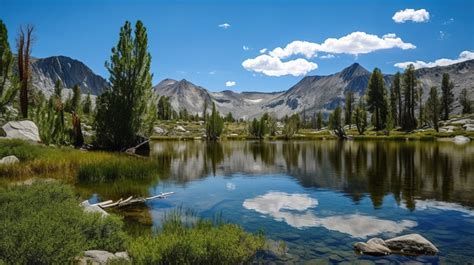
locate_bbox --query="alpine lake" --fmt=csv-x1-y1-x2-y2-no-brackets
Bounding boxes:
78,140,474,264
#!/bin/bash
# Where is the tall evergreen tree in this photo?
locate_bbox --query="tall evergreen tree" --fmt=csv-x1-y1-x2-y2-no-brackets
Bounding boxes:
353,98,368,135
425,86,441,132
202,100,208,121
82,93,92,115
344,91,355,129
366,68,388,131
392,72,402,126
389,87,398,128
417,86,423,127
94,20,156,150
328,105,342,130
71,84,81,112
17,25,34,118
459,88,472,114
401,65,417,131
440,73,454,120
316,111,323,130
0,20,18,112
206,102,224,140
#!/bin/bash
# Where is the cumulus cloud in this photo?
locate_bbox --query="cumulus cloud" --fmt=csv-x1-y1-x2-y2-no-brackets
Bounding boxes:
242,54,318,77
243,192,417,238
218,23,231,29
394,50,474,69
392,8,430,23
225,81,236,87
259,48,267,54
243,45,250,51
267,32,415,59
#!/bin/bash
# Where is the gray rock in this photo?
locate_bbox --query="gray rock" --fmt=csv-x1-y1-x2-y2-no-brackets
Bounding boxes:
153,126,167,135
384,234,438,255
114,252,129,260
80,200,109,217
439,125,457,133
354,238,391,256
2,120,41,142
463,124,474,132
0,155,19,165
453,135,470,144
81,250,116,264
175,125,186,132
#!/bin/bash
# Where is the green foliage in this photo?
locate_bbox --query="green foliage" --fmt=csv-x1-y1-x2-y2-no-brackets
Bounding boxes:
127,211,264,264
459,88,472,114
316,111,323,130
401,64,418,131
248,114,268,139
82,92,92,115
328,105,342,130
344,91,354,128
0,182,128,264
440,73,454,120
366,68,388,131
77,156,158,182
205,102,224,140
224,112,235,122
353,98,368,135
0,20,18,113
95,20,155,150
282,114,299,139
392,72,402,126
157,96,172,120
425,86,441,131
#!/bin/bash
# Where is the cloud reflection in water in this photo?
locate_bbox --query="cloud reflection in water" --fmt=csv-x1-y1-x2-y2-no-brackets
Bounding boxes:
243,191,417,238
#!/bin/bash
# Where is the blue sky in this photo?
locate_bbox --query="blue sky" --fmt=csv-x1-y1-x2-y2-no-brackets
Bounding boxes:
1,0,473,92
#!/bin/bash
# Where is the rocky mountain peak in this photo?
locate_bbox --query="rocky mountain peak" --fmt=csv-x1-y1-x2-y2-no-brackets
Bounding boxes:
339,63,370,80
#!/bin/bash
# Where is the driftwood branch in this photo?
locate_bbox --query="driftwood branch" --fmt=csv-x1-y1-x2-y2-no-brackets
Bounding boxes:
91,192,174,209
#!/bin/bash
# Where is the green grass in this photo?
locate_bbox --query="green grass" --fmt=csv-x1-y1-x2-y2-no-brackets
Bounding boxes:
0,182,128,264
127,209,265,264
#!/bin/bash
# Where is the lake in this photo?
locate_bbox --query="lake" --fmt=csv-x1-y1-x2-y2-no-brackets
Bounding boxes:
84,140,474,263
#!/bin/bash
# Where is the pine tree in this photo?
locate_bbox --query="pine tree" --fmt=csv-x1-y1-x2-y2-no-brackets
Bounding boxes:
206,102,224,140
389,86,398,128
82,93,92,115
417,86,423,127
401,65,417,131
459,88,472,114
0,20,18,113
392,72,402,126
71,84,81,112
425,86,441,132
328,105,342,130
353,98,368,135
316,111,323,130
94,20,156,150
366,68,388,131
344,91,355,129
440,73,454,120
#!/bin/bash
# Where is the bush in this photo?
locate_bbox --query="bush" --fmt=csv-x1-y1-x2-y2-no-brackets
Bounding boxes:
0,182,128,264
127,211,265,264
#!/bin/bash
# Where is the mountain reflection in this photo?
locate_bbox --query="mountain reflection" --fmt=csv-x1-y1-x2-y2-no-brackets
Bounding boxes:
150,140,474,210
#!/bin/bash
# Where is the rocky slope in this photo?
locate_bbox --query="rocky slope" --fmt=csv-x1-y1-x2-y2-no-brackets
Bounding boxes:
29,56,107,96
155,60,473,119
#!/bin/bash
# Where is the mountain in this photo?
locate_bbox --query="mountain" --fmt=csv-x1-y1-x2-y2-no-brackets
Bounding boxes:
154,60,474,119
29,56,107,96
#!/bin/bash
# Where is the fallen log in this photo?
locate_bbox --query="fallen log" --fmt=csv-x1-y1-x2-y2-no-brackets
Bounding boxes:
96,192,175,209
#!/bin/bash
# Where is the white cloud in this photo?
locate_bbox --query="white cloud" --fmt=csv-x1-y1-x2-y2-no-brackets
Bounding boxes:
442,18,454,25
243,45,250,51
242,54,318,77
225,81,236,87
392,8,430,23
218,23,231,29
394,50,474,69
243,192,417,238
259,48,267,54
439,31,446,40
268,32,415,59
320,54,335,59
209,71,216,75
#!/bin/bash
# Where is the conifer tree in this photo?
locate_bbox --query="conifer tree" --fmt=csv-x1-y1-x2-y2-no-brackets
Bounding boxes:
206,102,224,140
366,68,388,131
440,73,454,120
94,20,156,150
401,65,417,131
0,20,18,113
425,86,441,132
354,98,368,135
392,72,402,126
344,91,355,129
17,25,34,118
82,93,92,115
459,88,472,114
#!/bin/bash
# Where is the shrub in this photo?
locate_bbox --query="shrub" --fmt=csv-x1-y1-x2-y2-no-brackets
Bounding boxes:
0,182,128,264
127,211,265,264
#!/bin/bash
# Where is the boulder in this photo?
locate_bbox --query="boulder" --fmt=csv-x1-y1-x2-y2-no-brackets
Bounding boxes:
1,120,41,142
78,250,129,264
0,155,19,165
463,124,474,132
452,135,470,144
385,234,438,255
153,126,167,135
175,125,186,132
354,238,391,256
80,200,109,217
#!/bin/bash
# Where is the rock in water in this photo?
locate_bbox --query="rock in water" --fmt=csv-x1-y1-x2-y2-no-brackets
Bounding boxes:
452,135,470,144
384,234,439,255
0,155,20,165
354,238,391,256
1,120,41,142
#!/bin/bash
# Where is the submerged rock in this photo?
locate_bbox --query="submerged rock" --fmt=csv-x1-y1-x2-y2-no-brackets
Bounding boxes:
1,120,41,142
355,234,438,257
0,155,19,165
385,234,439,256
